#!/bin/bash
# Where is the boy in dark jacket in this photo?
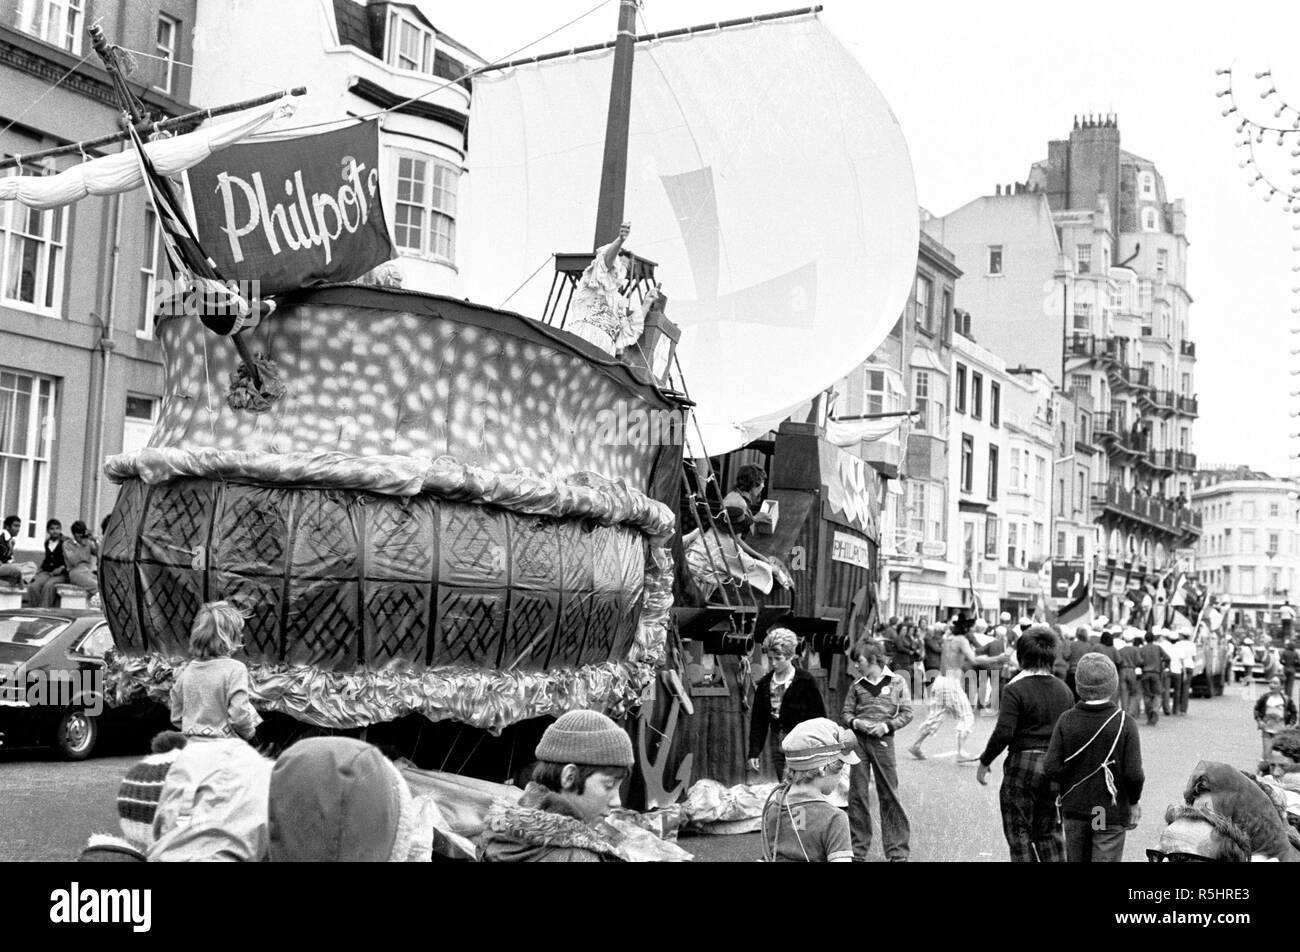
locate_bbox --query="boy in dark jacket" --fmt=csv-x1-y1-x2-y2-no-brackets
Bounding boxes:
478,710,632,862
1044,653,1144,862
841,641,913,861
747,628,825,778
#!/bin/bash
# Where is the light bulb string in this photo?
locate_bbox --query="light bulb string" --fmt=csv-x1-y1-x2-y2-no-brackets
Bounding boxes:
1219,70,1300,429
1218,66,1300,210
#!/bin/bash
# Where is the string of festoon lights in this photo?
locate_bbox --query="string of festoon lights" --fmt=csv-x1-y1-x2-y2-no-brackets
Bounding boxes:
1216,66,1300,463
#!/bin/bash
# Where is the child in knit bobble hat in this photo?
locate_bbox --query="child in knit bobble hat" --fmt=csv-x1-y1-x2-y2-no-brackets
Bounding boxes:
1044,653,1145,863
79,731,188,861
479,709,634,862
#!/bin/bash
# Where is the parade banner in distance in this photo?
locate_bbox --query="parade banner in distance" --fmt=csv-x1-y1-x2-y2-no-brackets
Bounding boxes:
188,121,394,293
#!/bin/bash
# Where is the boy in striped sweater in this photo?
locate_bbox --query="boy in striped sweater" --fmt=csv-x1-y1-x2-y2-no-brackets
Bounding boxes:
841,641,914,861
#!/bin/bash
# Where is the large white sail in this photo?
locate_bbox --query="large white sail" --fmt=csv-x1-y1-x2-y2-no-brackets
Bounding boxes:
460,13,918,455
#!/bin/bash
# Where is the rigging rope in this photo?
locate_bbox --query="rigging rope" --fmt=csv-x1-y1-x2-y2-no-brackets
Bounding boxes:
0,49,97,149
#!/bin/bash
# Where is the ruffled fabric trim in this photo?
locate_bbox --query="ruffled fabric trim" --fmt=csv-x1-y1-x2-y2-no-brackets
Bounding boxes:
106,653,655,735
103,447,675,538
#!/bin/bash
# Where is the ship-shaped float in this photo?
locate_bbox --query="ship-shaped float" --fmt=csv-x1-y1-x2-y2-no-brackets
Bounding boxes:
2,6,919,788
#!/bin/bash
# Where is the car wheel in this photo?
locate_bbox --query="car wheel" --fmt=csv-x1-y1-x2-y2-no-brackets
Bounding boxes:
55,708,99,760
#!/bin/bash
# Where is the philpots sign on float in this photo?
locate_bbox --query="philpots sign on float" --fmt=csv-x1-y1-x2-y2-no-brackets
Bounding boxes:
187,120,395,293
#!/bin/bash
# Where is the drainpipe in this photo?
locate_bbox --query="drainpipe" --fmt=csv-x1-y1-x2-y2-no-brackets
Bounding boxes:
91,191,123,528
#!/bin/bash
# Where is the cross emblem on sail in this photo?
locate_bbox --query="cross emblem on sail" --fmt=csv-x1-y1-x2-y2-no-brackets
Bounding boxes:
460,12,919,454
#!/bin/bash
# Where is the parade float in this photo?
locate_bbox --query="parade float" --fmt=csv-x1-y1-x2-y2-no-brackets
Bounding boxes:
1,5,918,795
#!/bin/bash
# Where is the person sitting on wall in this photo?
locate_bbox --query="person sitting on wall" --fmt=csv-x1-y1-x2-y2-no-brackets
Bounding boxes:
62,520,100,596
567,221,664,358
24,519,67,608
0,515,36,588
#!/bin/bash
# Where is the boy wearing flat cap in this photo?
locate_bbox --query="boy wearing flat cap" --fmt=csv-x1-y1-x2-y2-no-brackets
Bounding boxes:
479,709,633,862
760,717,859,862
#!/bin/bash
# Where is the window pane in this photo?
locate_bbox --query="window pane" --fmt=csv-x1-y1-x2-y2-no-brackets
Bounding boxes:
12,386,31,453
125,395,156,421
0,457,19,517
28,460,43,523
43,245,59,308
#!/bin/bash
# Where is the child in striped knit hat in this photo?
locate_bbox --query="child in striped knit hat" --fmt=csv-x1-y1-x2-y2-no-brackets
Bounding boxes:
79,732,188,861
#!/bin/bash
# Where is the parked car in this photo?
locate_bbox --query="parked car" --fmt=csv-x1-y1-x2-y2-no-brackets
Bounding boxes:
0,609,165,759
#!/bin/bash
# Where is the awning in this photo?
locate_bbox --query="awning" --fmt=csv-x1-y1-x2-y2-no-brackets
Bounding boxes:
897,582,963,605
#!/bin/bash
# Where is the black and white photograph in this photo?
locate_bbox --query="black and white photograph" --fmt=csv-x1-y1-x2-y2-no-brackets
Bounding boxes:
0,0,1295,916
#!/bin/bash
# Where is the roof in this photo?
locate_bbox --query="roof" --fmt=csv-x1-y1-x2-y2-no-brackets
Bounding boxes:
332,1,487,65
333,0,378,57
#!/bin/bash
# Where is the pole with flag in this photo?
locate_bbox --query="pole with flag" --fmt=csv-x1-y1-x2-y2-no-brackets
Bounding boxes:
89,23,267,388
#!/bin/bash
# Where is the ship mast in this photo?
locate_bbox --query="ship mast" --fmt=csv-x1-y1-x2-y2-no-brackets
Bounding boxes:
593,0,639,248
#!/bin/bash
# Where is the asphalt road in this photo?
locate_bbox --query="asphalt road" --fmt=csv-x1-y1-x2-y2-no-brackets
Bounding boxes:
0,679,1275,862
681,678,1273,862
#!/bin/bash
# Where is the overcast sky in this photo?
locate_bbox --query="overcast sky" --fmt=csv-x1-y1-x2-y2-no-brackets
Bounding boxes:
432,0,1300,477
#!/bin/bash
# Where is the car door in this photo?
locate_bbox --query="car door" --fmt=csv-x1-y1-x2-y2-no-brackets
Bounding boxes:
66,623,113,711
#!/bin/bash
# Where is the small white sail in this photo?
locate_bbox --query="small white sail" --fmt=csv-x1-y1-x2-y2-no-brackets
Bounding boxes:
0,97,296,210
460,14,918,455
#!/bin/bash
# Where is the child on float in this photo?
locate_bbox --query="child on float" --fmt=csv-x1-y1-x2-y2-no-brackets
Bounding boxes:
760,717,857,862
169,601,262,743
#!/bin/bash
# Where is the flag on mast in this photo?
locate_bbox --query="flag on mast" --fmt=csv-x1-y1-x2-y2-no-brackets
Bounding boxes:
125,122,258,336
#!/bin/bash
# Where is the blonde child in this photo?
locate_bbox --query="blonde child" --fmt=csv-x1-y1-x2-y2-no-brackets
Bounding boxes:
169,601,262,742
759,717,857,862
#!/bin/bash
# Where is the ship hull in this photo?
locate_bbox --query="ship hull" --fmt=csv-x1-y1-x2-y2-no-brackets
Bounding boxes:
100,286,685,733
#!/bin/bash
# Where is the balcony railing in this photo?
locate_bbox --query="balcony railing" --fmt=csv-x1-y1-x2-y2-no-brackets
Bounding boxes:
1097,335,1129,366
1091,482,1203,535
1180,340,1196,358
1141,388,1177,416
1145,450,1176,473
1177,395,1198,417
1175,450,1197,470
1108,365,1151,391
1067,334,1129,367
1095,408,1123,440
1067,333,1093,359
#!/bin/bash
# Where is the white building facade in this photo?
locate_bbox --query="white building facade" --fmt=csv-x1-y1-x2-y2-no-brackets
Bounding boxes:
1193,469,1300,630
191,0,483,295
948,329,1011,621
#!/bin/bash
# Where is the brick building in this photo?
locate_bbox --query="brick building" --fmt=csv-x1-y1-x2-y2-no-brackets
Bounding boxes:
0,0,198,557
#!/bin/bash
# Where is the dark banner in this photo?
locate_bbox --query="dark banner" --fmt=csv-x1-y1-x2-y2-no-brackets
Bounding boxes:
188,121,394,293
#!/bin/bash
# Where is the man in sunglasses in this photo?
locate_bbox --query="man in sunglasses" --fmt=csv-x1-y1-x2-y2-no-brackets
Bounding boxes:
1148,804,1250,862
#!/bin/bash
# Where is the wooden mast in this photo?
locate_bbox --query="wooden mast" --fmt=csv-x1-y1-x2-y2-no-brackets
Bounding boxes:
593,0,639,249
